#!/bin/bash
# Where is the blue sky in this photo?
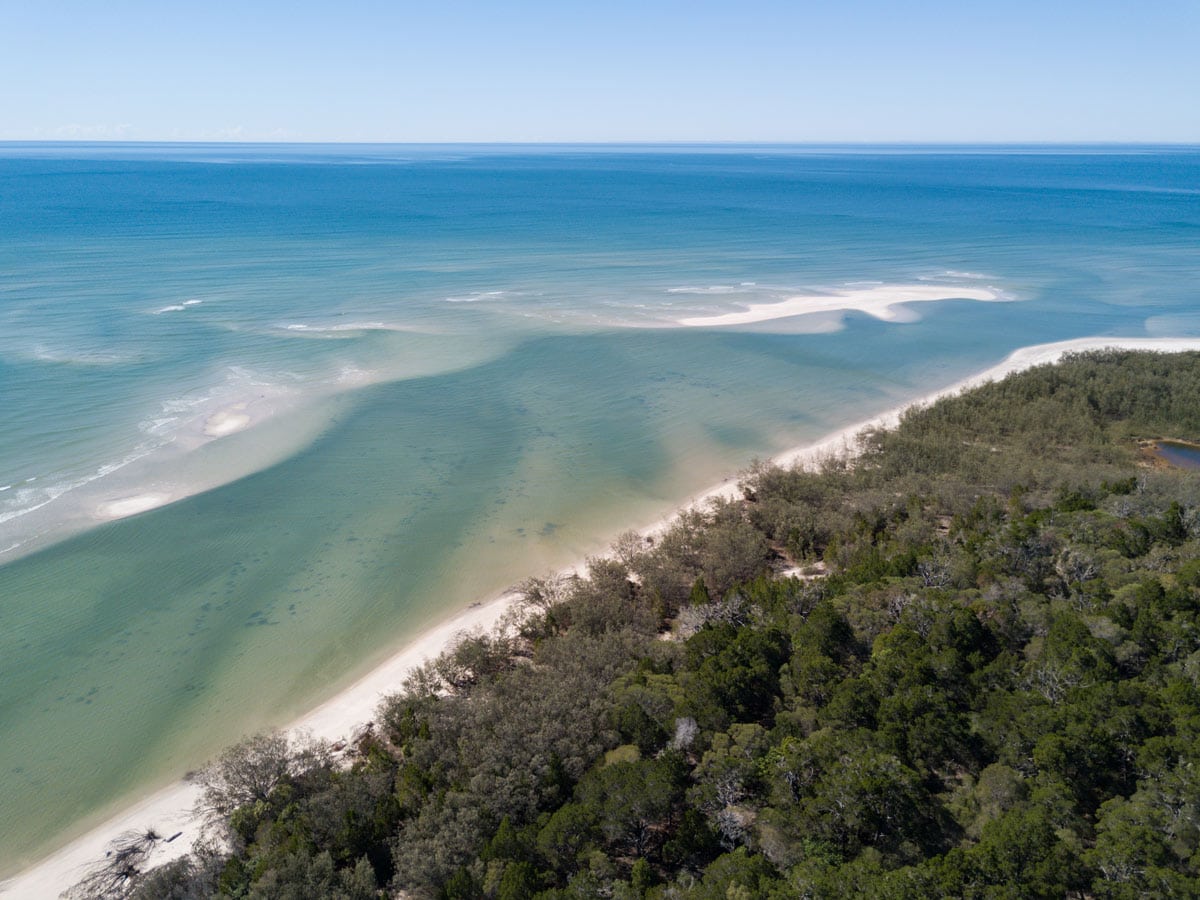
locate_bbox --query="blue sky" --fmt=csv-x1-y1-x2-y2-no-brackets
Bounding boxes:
2,0,1197,142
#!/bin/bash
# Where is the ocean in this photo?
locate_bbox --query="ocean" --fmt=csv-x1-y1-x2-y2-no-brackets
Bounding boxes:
1,143,1197,873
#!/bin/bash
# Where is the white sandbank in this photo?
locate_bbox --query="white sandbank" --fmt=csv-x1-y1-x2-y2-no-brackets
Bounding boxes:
677,283,1007,328
203,407,252,438
94,493,172,520
6,335,1200,899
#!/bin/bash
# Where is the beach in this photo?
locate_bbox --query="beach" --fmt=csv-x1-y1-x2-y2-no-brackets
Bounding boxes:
7,334,1200,899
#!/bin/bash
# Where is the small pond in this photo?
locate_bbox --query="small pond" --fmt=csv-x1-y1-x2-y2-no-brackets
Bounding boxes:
1157,441,1200,470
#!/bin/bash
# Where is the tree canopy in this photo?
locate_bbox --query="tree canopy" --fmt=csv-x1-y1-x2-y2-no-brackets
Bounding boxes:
79,350,1200,899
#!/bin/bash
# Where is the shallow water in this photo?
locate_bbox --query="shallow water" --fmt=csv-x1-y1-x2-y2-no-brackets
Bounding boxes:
1,144,1198,871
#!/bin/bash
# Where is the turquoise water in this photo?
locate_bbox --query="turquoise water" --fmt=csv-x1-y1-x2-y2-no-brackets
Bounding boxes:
1,144,1198,870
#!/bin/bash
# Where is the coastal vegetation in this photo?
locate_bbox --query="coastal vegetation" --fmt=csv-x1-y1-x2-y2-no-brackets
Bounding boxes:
76,350,1200,898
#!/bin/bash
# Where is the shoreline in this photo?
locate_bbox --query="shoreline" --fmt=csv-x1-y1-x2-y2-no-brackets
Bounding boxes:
7,335,1200,898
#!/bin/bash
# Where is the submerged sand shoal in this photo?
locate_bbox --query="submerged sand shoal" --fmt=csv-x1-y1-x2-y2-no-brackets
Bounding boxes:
7,335,1200,899
675,283,1009,328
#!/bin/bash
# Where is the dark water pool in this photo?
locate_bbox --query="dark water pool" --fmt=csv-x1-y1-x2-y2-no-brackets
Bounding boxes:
1157,441,1200,470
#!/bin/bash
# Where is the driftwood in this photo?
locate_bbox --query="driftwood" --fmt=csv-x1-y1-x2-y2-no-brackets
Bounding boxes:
66,828,162,899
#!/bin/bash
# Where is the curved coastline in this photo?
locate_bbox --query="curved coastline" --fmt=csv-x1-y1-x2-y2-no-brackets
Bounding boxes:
7,334,1200,899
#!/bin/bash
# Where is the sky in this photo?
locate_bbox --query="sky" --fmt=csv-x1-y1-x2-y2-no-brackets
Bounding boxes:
2,0,1197,143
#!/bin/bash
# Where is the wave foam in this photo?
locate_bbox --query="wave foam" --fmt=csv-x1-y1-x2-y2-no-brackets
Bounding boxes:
279,321,413,336
443,290,508,303
154,299,203,314
29,346,133,366
666,285,751,295
0,367,301,541
0,446,157,526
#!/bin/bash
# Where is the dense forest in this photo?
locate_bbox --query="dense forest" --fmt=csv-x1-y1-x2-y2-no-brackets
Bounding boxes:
76,350,1200,899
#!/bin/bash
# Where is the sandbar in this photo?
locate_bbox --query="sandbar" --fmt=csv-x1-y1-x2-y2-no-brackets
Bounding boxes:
95,493,172,520
203,407,251,438
7,335,1200,899
676,283,1007,328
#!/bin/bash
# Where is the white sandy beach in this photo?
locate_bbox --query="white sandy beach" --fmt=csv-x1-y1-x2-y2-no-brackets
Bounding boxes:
6,335,1200,899
676,283,1009,328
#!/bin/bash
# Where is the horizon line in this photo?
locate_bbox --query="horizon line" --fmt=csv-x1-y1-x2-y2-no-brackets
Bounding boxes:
2,139,1199,148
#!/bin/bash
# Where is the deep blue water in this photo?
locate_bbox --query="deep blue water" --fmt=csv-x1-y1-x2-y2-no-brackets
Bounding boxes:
0,144,1197,871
